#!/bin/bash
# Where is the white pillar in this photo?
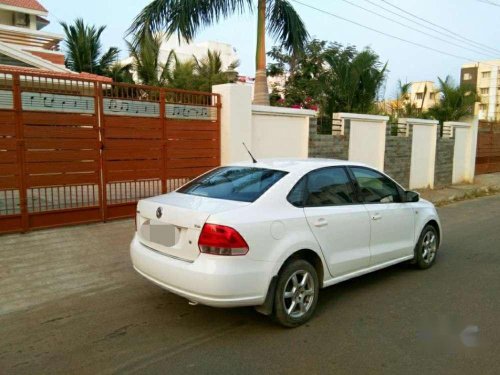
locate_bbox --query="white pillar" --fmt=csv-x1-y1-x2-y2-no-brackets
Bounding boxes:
446,118,478,184
403,118,438,189
468,117,479,182
212,83,252,164
251,105,315,159
334,113,388,170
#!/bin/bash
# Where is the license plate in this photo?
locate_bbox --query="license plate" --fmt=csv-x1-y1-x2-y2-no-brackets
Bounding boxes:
140,219,179,247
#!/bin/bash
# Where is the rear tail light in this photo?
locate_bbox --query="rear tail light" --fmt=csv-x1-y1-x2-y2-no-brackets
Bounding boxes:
198,224,249,256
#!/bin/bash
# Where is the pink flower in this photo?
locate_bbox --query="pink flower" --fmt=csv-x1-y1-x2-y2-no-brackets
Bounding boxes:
291,104,302,109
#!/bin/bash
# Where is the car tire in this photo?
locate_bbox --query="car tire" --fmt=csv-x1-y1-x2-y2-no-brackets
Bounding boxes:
273,259,319,328
414,224,439,269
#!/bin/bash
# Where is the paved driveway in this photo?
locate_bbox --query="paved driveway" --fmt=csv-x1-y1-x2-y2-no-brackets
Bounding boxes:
1,195,500,374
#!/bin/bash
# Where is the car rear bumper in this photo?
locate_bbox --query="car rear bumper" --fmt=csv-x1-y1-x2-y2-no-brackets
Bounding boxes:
130,234,272,307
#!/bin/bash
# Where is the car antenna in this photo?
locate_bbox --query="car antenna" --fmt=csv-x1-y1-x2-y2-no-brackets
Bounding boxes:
242,142,257,163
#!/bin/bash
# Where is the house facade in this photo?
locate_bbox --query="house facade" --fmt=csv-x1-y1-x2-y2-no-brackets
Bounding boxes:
461,59,500,121
0,0,68,71
0,0,110,81
409,81,438,112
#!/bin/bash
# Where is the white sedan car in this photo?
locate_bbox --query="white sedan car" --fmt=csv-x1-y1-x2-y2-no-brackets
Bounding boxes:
130,159,441,327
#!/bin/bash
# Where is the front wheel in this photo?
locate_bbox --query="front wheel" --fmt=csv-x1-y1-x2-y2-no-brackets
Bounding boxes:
273,259,319,327
414,225,439,269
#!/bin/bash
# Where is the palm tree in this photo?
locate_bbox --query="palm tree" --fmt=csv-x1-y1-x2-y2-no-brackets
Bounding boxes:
193,50,240,92
324,46,387,113
163,51,199,90
126,34,171,86
427,76,478,131
104,63,135,83
61,18,120,75
390,79,419,119
128,0,309,105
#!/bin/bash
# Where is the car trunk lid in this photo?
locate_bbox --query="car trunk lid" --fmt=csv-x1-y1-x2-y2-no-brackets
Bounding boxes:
136,192,249,262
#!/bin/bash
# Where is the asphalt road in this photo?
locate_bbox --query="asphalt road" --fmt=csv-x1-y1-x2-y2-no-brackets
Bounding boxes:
1,195,500,374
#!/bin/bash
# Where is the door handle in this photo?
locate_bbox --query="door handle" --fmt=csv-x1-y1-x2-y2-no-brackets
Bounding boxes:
372,213,382,221
313,218,328,227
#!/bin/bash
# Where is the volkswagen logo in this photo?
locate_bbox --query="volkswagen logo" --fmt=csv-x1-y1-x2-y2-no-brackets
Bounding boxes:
156,207,163,219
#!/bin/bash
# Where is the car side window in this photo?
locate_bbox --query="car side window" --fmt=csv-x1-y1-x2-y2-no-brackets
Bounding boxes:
350,167,401,203
304,167,355,207
287,177,307,207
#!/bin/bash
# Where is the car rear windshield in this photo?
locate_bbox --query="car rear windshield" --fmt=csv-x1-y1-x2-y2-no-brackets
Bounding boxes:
177,166,288,202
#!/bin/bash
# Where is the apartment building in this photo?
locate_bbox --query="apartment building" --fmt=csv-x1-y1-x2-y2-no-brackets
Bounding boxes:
409,81,439,111
461,59,500,121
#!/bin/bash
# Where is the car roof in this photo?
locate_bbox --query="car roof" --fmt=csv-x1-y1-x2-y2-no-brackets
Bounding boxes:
229,158,368,173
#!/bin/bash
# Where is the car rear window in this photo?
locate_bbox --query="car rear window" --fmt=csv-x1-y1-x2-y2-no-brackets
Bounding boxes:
177,166,288,202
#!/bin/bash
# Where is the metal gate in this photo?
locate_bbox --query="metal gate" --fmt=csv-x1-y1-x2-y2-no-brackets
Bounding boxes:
476,121,500,174
0,71,220,234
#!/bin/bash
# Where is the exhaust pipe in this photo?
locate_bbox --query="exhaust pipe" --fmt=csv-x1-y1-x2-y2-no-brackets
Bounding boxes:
188,300,198,306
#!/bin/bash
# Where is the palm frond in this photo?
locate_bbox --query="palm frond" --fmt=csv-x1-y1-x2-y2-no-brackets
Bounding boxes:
61,18,117,74
128,0,253,44
266,0,309,54
99,47,120,74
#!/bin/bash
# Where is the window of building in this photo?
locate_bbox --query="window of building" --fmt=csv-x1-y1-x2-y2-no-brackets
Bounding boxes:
416,93,423,100
463,73,472,80
13,13,30,27
480,88,489,95
479,104,488,111
429,93,435,100
482,71,491,79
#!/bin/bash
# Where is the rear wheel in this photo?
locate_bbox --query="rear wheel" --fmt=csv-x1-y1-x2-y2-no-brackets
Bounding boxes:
273,259,319,327
414,225,439,269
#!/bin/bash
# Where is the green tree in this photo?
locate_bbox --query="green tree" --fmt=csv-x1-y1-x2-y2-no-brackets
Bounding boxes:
268,40,387,115
163,51,199,90
128,0,309,105
104,63,135,83
126,32,239,91
324,46,387,114
193,50,239,92
268,39,327,109
427,76,478,127
126,34,170,86
61,18,120,75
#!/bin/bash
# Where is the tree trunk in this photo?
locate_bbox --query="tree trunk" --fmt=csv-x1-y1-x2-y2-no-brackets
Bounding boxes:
253,0,270,105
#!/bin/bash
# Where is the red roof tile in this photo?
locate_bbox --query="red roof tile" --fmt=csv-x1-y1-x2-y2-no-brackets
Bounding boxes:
0,0,47,12
0,65,113,82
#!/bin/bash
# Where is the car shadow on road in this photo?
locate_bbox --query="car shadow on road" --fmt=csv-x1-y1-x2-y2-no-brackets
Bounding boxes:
314,262,413,316
157,261,416,329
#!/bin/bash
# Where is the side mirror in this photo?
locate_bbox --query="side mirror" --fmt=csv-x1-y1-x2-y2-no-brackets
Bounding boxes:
405,190,420,203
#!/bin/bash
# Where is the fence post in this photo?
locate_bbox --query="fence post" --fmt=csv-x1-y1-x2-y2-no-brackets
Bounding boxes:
96,82,107,221
12,73,29,232
467,117,479,180
334,113,388,170
216,93,222,166
445,120,473,184
160,89,167,194
403,118,438,189
212,84,252,164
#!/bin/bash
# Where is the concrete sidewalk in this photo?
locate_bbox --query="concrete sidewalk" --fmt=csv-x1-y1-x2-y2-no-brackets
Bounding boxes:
417,173,500,206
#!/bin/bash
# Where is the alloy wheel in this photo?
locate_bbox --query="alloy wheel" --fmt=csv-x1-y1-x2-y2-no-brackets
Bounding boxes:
421,230,437,264
282,270,315,319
